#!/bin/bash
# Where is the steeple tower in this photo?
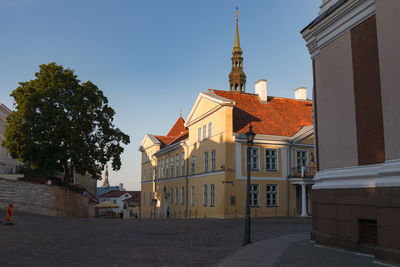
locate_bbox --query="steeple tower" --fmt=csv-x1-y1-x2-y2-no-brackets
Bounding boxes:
102,164,110,188
229,6,246,92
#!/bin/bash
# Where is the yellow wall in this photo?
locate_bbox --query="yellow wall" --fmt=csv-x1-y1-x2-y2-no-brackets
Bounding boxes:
140,95,315,219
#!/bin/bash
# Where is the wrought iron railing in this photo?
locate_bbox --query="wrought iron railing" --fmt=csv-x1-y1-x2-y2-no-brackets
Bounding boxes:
290,166,316,178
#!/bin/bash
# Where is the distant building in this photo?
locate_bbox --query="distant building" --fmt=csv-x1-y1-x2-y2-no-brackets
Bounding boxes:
139,16,315,219
96,165,122,198
0,102,21,179
98,190,140,216
302,0,400,263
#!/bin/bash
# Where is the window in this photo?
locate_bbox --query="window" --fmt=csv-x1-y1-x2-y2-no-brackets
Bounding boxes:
143,169,146,180
170,188,173,204
191,156,196,175
265,149,278,171
210,184,215,207
211,150,216,171
175,188,178,204
170,156,174,177
250,184,259,206
175,154,179,177
198,127,201,142
246,147,260,171
113,200,116,204
203,185,207,206
162,159,165,178
181,152,185,176
158,161,161,179
296,150,308,171
203,125,207,140
204,152,209,173
180,187,184,205
191,186,194,206
166,158,169,178
208,122,212,138
266,185,278,207
149,168,152,180
149,192,152,205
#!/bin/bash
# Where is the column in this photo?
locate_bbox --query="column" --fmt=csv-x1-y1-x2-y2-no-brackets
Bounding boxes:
301,183,308,217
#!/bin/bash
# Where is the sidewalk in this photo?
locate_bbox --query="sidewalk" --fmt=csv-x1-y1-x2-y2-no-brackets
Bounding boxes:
217,232,396,267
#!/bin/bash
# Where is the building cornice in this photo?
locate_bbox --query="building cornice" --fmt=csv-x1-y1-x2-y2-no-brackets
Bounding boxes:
313,159,400,189
302,0,375,59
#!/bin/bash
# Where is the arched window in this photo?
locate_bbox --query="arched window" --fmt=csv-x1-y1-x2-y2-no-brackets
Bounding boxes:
235,83,238,90
235,61,238,67
240,84,243,91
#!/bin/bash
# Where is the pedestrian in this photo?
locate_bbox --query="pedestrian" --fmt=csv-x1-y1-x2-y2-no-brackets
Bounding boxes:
166,206,170,219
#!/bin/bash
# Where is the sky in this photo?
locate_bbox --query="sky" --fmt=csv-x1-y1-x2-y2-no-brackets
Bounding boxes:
0,0,321,190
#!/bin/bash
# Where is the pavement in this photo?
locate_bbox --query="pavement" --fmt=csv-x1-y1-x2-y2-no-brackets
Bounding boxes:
218,232,398,267
1,210,398,266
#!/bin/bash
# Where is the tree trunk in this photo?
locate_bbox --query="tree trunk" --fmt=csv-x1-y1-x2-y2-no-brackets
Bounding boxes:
62,161,71,186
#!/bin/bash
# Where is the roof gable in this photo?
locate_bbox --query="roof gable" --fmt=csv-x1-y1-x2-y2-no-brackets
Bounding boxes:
139,134,161,151
185,92,234,127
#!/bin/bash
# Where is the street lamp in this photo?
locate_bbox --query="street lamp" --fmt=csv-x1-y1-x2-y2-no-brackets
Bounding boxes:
244,124,255,245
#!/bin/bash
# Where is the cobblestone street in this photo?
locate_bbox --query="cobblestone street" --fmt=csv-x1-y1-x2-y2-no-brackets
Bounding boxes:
0,211,311,266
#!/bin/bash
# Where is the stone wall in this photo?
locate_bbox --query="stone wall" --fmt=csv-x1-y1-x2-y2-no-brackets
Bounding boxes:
0,178,91,217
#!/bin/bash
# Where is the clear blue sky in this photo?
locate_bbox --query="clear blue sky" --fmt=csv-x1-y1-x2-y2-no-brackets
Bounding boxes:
0,0,320,190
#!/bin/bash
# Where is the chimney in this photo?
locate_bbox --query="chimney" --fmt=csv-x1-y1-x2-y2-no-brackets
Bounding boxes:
255,80,267,102
294,87,307,100
119,183,124,191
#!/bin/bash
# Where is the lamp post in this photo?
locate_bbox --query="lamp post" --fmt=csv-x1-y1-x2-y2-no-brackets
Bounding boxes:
243,124,256,245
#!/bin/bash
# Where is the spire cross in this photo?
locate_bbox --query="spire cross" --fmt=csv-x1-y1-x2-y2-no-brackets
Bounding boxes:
236,5,240,21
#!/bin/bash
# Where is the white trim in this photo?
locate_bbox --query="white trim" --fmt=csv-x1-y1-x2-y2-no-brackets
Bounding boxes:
266,184,279,207
264,148,279,172
153,141,184,157
246,146,261,172
295,149,308,168
313,159,400,189
303,0,375,59
185,92,235,127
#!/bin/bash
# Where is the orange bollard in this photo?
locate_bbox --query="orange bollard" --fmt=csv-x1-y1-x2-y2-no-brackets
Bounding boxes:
4,204,14,225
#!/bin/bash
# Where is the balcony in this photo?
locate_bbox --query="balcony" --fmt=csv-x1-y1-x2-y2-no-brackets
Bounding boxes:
290,166,316,178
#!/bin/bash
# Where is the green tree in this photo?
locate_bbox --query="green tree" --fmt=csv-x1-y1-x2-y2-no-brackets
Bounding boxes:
3,62,130,185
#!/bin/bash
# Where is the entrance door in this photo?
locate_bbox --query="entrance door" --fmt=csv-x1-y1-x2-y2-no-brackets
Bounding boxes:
296,185,302,216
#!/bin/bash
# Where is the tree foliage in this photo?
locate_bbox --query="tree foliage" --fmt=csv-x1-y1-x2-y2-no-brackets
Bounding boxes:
3,62,130,184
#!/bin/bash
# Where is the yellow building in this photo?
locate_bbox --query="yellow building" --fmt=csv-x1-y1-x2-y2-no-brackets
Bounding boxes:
139,18,314,219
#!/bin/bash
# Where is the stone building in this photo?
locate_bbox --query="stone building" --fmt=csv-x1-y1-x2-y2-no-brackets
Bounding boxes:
139,15,315,219
0,102,21,178
302,0,400,263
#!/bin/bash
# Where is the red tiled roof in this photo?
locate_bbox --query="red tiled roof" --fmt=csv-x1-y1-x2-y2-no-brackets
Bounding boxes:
154,135,175,147
154,117,188,148
167,117,187,137
100,190,140,198
212,90,313,137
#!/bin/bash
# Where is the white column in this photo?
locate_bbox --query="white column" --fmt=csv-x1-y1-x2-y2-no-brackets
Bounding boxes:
301,184,308,217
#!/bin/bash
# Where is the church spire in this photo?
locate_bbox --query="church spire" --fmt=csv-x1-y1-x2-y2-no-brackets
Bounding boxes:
102,164,110,188
229,5,246,92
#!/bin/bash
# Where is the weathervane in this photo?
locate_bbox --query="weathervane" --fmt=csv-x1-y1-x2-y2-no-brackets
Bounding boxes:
235,4,240,21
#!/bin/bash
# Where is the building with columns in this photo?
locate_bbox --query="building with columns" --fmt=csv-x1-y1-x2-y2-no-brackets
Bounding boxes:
139,15,315,219
302,0,400,263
